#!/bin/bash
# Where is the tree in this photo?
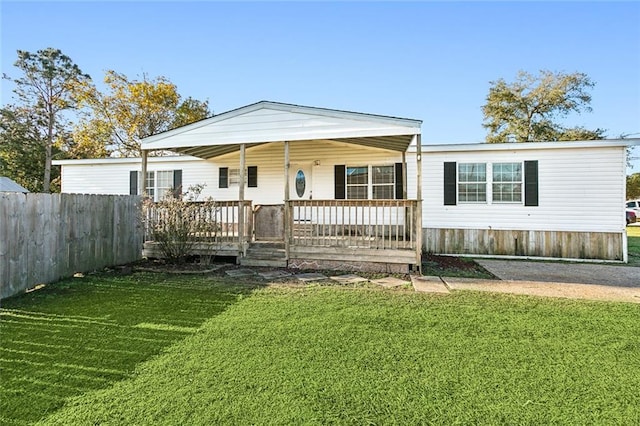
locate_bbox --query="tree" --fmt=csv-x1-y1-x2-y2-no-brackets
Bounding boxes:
0,105,48,192
628,173,640,200
172,97,210,129
3,48,90,192
482,70,606,143
76,71,211,157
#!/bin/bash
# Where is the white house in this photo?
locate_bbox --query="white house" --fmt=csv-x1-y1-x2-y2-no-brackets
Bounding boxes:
413,141,632,261
53,101,639,269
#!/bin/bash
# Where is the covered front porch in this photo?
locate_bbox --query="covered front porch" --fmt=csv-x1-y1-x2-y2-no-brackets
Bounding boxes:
140,101,423,272
143,198,421,270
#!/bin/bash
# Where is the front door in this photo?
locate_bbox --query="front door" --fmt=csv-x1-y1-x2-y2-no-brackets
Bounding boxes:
290,163,313,200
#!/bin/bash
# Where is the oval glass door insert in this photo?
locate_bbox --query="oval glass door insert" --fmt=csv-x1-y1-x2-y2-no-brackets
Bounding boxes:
295,170,306,198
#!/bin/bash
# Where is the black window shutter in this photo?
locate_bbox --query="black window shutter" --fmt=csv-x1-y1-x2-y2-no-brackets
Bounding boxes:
172,169,182,198
334,165,346,199
395,162,404,199
219,167,228,188
443,162,457,205
247,166,258,187
129,171,138,195
524,160,539,206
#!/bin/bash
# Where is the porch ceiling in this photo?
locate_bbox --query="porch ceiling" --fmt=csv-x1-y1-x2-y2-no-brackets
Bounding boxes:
163,135,414,160
169,142,267,159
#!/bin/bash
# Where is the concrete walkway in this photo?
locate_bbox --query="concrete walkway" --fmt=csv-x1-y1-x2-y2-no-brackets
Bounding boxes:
476,259,640,287
443,277,640,304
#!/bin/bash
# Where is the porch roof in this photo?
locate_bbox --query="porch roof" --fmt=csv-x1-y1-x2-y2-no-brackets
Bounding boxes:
141,101,422,159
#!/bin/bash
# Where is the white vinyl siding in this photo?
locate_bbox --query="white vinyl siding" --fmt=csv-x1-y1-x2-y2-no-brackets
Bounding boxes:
57,141,404,205
409,145,627,233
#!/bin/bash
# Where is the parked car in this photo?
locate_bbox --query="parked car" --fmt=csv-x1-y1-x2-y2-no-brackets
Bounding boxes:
627,200,640,212
627,209,637,225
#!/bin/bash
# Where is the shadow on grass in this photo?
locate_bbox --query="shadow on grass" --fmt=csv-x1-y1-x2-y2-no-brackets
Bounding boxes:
0,271,260,425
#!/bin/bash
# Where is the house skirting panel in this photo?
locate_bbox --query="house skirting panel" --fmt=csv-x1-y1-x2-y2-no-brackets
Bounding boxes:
423,228,625,261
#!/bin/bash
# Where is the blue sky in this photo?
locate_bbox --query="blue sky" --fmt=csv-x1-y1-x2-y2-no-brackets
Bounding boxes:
1,1,639,170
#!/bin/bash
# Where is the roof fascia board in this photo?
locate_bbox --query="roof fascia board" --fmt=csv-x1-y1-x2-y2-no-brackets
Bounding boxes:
412,139,640,153
52,155,202,166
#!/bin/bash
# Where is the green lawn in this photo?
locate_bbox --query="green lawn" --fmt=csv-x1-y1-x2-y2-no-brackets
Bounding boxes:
2,273,639,425
628,226,640,265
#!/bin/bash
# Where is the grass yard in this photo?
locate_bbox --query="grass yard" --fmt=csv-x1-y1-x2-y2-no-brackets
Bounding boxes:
2,272,640,425
627,226,640,265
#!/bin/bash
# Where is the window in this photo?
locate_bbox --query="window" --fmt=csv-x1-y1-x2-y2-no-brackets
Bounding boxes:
129,169,181,200
146,170,174,201
219,166,258,188
228,168,241,186
346,166,368,199
372,165,394,199
492,162,522,202
444,161,537,206
336,163,402,200
458,163,486,202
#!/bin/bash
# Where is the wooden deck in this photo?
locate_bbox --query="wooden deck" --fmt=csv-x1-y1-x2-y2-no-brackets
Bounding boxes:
143,199,422,270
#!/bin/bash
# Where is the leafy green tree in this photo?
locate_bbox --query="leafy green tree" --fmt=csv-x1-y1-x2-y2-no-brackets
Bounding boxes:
172,97,210,129
628,173,640,200
0,105,48,192
482,70,606,143
3,48,90,192
76,71,211,157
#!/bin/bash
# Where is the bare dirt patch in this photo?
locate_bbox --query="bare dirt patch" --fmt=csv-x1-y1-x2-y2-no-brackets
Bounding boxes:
422,254,497,279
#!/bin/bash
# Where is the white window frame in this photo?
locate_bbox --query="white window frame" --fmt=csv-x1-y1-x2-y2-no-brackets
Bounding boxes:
228,168,253,187
346,164,396,200
492,162,523,203
346,166,369,199
145,170,174,202
458,163,487,203
457,162,524,204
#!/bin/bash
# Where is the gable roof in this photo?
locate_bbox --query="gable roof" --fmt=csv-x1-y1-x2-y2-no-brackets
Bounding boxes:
141,101,422,159
0,177,29,193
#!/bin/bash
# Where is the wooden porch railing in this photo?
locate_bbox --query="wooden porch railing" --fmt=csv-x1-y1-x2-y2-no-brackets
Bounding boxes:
144,200,253,244
286,199,420,251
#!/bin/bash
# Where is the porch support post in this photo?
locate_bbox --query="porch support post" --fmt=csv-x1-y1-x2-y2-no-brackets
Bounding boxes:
415,134,423,272
239,143,246,254
140,149,148,198
284,141,290,262
402,151,407,199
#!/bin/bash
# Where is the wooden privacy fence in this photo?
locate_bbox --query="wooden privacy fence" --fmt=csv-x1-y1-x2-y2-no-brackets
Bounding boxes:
0,193,143,300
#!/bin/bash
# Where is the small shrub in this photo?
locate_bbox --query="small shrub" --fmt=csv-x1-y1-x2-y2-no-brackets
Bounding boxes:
144,185,220,263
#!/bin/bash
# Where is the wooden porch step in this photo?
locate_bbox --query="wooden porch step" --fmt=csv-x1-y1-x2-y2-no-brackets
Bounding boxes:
240,241,287,267
240,258,287,268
